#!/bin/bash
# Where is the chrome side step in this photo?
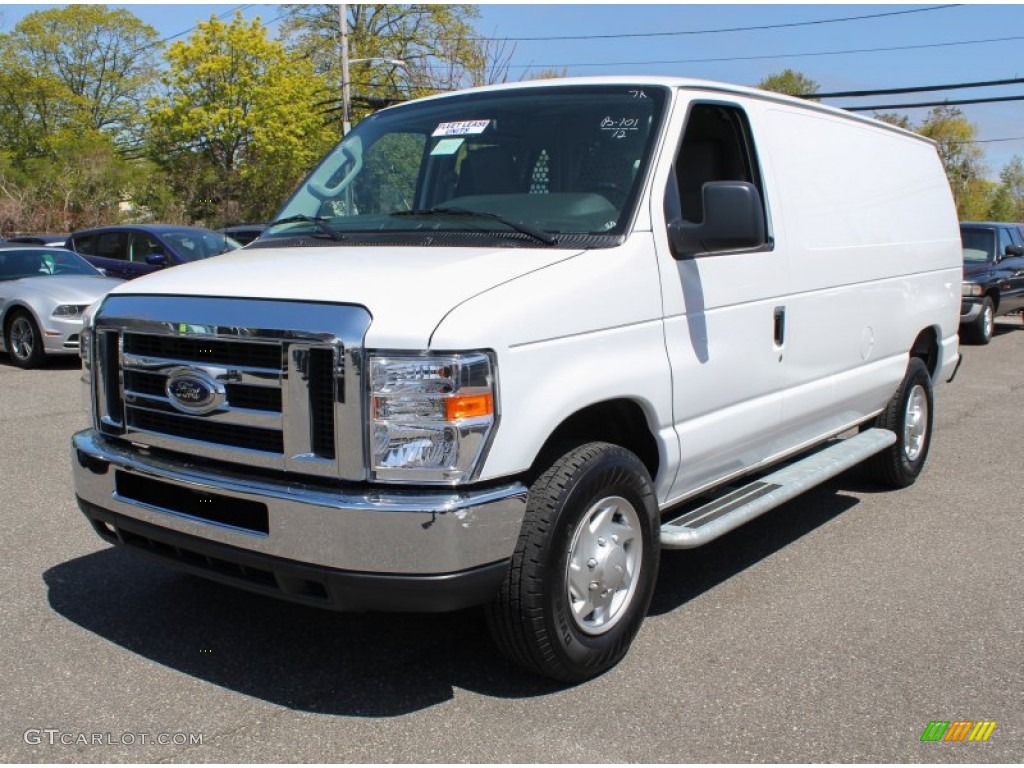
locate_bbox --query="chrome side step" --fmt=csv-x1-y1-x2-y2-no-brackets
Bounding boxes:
660,428,896,549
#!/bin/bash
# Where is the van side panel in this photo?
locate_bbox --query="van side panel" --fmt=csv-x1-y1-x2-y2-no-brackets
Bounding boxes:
756,105,961,450
429,236,679,499
650,94,791,500
650,92,960,506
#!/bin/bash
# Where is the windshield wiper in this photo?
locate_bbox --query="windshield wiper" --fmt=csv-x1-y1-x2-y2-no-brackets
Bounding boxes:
266,214,347,242
390,207,558,246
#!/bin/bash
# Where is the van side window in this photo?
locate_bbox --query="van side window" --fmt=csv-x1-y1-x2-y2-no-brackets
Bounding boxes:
666,103,764,225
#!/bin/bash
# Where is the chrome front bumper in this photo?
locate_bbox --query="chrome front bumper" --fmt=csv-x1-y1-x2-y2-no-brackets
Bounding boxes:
960,298,983,323
71,430,527,578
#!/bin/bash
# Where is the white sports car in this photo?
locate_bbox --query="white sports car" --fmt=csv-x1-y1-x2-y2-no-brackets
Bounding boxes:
0,246,122,369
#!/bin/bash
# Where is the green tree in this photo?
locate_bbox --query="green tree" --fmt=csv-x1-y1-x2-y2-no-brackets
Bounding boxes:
872,112,913,131
756,69,819,98
917,106,986,217
957,178,997,221
29,130,142,229
986,183,1015,222
0,128,145,232
0,5,161,233
2,5,160,143
0,151,30,236
996,155,1024,221
281,4,499,127
148,12,336,224
0,33,76,158
524,68,570,81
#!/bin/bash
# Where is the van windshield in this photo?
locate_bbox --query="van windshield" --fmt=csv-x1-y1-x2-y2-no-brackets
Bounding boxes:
267,85,669,247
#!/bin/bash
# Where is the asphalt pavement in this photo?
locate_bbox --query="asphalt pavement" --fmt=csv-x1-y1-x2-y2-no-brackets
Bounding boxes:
1,323,1021,762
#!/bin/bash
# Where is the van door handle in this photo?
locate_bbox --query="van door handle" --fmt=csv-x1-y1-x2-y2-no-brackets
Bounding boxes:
774,306,786,347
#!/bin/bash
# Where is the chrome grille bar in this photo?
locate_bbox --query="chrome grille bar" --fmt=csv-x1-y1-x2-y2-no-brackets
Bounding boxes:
96,330,124,432
91,296,372,481
122,353,282,382
122,394,284,429
283,344,317,465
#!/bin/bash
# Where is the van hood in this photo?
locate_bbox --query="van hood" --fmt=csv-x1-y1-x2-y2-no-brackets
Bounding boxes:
109,244,585,348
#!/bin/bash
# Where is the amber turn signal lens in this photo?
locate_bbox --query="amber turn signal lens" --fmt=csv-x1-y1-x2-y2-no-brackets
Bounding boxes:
445,393,494,421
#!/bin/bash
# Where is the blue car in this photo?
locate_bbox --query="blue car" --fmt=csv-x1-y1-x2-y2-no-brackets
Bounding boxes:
67,225,241,280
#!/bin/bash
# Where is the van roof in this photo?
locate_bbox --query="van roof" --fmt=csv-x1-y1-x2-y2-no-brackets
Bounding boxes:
387,75,932,146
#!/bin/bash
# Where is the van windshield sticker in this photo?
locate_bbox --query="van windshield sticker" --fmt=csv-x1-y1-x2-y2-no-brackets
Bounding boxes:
433,120,491,137
600,116,641,139
431,138,465,156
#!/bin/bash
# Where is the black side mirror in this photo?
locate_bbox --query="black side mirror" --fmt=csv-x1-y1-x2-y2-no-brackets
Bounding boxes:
668,181,767,259
145,253,168,266
1004,244,1024,258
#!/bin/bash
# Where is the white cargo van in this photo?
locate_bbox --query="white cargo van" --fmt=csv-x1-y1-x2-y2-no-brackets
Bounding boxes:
71,78,961,682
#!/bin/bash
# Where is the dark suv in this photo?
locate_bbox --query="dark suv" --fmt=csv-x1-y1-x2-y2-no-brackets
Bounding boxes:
67,225,240,280
959,221,1024,344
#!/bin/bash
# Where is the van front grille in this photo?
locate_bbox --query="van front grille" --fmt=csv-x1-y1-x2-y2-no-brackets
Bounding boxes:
90,296,370,481
123,334,283,370
127,407,286,454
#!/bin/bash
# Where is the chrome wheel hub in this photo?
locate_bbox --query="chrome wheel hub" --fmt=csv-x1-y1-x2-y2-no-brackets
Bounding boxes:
983,305,994,338
903,384,929,462
566,495,642,635
10,317,34,360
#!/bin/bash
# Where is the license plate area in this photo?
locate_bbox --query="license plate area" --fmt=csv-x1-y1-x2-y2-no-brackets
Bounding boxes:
114,471,269,535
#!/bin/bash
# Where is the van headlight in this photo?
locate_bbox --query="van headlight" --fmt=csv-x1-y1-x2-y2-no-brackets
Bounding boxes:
370,352,496,484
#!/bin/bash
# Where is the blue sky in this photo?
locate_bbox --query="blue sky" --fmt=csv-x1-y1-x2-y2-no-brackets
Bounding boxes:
2,3,1023,178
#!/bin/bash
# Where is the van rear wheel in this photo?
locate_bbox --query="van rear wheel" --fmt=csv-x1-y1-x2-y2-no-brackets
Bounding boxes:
866,357,933,488
485,442,659,683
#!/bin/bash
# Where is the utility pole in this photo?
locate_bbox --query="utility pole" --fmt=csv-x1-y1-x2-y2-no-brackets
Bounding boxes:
340,2,352,135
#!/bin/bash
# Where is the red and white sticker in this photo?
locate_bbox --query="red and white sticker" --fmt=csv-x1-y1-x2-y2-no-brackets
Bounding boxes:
432,120,491,137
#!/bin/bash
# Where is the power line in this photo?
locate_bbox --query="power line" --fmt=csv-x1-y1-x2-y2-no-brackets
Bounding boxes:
506,33,1024,71
155,5,252,47
847,94,1024,111
466,4,960,43
144,5,290,55
812,76,1024,99
115,5,291,68
967,136,1024,144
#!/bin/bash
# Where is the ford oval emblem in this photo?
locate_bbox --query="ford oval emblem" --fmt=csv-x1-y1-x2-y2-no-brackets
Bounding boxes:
165,368,226,415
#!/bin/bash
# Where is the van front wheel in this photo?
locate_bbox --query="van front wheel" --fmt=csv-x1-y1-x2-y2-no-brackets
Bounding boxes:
485,442,660,683
866,357,933,488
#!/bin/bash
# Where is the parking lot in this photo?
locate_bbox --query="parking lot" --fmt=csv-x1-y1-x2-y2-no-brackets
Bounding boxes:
1,323,1021,763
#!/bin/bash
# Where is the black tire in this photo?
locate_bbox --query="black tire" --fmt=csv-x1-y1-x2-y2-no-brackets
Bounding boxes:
964,297,995,345
5,310,45,369
865,357,933,488
485,442,660,683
